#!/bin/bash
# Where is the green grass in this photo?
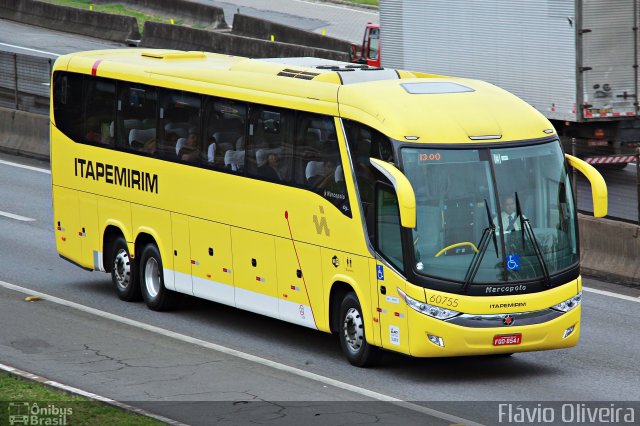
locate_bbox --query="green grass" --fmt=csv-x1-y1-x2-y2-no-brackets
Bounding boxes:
0,372,164,425
340,0,379,6
43,0,184,32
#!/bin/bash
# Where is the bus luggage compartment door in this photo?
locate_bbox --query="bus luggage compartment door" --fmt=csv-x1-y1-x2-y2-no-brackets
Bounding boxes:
232,227,278,319
189,217,234,307
170,212,193,295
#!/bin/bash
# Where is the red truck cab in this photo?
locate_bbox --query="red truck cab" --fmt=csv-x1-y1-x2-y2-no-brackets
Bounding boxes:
350,23,380,67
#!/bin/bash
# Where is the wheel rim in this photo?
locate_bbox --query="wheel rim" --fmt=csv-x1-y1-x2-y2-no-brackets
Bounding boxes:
144,257,161,298
343,307,364,354
113,249,131,291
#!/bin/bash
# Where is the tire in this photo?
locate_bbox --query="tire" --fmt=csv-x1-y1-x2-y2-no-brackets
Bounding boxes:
338,292,379,367
110,236,140,302
139,243,179,311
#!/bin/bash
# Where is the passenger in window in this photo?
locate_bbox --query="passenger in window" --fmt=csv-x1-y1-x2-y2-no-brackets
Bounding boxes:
141,137,157,155
85,117,104,144
308,160,336,188
178,131,203,163
257,152,281,181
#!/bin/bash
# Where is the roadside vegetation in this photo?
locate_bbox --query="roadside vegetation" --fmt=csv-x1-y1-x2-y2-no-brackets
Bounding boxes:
41,0,185,32
343,0,378,5
0,372,163,425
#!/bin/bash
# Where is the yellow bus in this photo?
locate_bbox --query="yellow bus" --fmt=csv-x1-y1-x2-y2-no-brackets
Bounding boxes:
51,49,607,366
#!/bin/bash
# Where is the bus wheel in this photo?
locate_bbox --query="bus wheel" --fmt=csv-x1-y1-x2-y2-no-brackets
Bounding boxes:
139,243,178,311
339,292,379,367
110,236,140,301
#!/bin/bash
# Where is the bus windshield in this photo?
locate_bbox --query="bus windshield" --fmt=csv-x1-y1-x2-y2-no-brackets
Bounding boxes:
400,140,577,285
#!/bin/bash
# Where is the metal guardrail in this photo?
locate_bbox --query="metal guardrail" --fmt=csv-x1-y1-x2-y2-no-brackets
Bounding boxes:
0,51,52,115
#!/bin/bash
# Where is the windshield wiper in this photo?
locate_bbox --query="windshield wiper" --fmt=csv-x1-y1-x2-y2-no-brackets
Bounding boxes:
515,192,551,287
462,200,499,292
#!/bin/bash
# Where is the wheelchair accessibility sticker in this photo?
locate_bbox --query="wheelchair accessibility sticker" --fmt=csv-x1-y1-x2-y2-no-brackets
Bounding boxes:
376,265,385,280
507,254,520,271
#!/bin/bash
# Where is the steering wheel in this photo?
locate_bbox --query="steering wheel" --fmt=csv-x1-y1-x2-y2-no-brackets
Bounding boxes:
434,242,479,257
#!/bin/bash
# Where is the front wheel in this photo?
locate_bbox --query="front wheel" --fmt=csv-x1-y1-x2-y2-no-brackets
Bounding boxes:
139,243,179,311
338,292,379,367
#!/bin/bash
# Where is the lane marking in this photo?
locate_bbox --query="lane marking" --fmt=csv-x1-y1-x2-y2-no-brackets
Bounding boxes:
0,362,186,426
0,279,483,426
0,210,35,222
0,42,61,57
0,159,51,174
583,286,640,303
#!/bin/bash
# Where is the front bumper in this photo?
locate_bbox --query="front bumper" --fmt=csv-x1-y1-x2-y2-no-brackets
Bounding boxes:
407,305,580,357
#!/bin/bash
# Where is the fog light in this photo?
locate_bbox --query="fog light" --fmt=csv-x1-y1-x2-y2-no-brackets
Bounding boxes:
427,334,445,347
563,324,576,339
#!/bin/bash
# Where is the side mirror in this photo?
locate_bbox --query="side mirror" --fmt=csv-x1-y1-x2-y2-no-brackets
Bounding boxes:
370,158,416,228
565,154,608,217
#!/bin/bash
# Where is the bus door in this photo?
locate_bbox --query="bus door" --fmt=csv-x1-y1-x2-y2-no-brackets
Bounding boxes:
171,212,193,295
375,185,409,352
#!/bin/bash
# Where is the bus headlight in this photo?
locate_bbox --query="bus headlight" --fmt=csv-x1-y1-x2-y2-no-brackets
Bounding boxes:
397,288,460,320
551,291,582,313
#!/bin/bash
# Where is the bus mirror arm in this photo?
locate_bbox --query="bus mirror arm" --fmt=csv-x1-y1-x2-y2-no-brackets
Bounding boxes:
564,154,608,217
370,158,417,228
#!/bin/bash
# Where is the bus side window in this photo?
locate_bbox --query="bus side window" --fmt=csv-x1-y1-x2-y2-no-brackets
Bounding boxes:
294,113,351,216
116,83,158,154
344,120,394,240
83,77,116,146
246,106,293,183
208,100,247,173
52,72,84,143
159,89,202,161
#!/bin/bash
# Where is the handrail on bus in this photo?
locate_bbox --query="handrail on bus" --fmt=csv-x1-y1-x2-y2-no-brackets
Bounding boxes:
370,158,416,228
565,154,608,218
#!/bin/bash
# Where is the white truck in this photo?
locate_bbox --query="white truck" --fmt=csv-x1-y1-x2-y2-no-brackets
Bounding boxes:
379,0,640,168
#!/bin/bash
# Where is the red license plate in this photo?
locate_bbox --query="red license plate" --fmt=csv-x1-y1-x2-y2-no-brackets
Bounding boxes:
493,334,522,346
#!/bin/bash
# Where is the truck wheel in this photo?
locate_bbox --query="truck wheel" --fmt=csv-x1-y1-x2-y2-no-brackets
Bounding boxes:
110,236,140,301
339,292,379,367
139,243,179,311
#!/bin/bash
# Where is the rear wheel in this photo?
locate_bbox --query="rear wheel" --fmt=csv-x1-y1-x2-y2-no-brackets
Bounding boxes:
139,243,179,311
338,292,379,367
110,236,140,301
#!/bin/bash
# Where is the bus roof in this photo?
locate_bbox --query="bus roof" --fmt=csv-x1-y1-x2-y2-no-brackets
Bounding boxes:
55,49,555,144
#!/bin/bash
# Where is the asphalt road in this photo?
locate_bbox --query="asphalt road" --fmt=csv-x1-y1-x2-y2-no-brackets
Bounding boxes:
0,18,124,57
0,152,639,425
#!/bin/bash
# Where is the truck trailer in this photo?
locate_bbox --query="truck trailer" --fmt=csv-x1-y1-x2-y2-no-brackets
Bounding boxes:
378,0,640,168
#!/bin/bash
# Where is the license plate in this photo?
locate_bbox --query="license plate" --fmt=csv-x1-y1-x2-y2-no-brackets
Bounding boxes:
587,139,608,147
493,333,522,346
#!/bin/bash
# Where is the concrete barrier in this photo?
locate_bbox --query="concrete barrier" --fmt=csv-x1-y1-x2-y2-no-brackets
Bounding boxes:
231,14,352,53
579,213,640,285
99,0,227,29
0,0,140,43
0,107,49,160
140,22,350,61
